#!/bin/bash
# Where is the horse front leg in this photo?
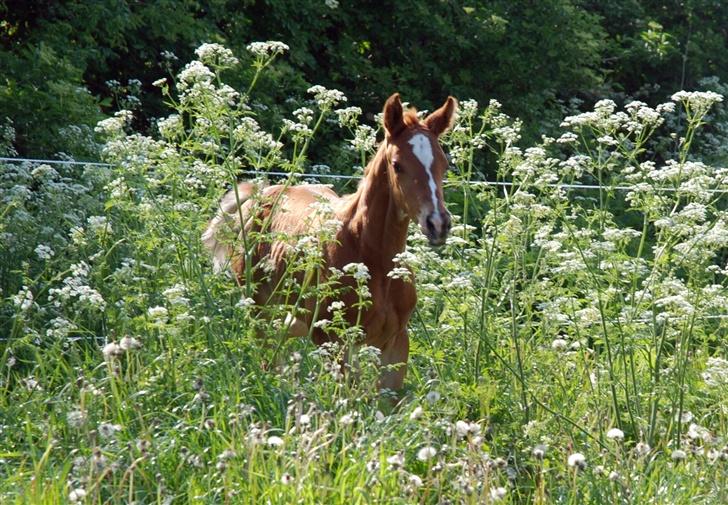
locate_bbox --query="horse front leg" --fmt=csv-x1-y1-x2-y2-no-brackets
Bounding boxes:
379,329,409,392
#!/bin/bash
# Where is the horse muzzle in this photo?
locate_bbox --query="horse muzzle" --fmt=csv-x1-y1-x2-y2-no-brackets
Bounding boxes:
421,211,451,246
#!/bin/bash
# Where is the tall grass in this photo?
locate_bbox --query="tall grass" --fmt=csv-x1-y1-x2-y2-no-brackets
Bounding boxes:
1,43,727,504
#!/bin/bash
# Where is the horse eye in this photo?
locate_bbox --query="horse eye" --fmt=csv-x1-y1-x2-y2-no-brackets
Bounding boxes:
392,161,403,173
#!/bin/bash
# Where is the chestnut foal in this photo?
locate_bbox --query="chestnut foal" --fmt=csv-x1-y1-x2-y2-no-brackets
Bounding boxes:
203,93,456,391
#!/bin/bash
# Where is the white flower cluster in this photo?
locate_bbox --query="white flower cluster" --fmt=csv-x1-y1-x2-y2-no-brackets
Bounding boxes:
233,117,282,153
163,284,190,307
246,40,290,58
158,114,183,139
702,357,728,387
195,43,239,67
335,106,362,128
560,98,670,136
177,60,215,91
458,99,479,122
293,107,314,125
35,244,54,260
13,285,33,312
671,90,724,113
282,118,313,139
307,85,347,109
46,317,77,339
48,261,106,311
147,305,169,324
511,146,560,186
343,262,370,282
87,215,112,235
95,110,133,137
348,124,377,153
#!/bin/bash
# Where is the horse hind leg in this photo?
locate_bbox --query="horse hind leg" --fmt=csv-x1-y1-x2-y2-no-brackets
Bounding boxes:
202,182,258,274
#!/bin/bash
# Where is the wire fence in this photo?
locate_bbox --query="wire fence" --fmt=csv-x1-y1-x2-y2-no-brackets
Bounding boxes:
4,156,728,193
3,154,728,344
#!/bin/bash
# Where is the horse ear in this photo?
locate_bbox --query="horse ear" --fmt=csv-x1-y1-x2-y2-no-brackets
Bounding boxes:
424,96,458,137
383,93,406,139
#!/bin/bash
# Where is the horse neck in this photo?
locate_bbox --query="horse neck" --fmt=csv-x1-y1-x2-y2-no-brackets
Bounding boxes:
340,143,409,270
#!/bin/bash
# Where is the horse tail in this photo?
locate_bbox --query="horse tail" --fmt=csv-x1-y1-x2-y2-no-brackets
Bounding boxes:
202,182,257,273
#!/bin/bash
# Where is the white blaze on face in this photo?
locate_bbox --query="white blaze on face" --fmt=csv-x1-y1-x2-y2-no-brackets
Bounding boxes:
408,133,440,218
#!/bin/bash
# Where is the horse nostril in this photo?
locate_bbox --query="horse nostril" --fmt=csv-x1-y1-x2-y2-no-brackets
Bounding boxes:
426,216,435,235
445,216,452,232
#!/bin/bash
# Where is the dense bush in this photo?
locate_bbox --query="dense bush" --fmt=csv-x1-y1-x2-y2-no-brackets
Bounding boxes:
3,0,728,163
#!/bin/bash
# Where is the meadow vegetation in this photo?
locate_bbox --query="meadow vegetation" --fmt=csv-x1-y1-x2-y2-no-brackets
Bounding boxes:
1,42,728,504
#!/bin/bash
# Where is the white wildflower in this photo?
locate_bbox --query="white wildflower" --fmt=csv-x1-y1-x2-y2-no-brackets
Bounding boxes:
35,244,54,260
147,306,169,324
246,40,289,58
404,474,421,488
606,428,624,441
67,409,87,428
98,422,122,439
671,449,687,461
119,335,142,351
102,342,122,362
307,85,347,108
551,338,568,351
489,487,507,501
87,215,111,235
634,442,650,457
343,262,370,282
409,406,424,421
387,453,405,468
425,390,441,403
12,286,33,312
68,488,87,503
703,357,728,387
567,452,586,469
195,43,238,67
417,446,437,461
339,413,356,425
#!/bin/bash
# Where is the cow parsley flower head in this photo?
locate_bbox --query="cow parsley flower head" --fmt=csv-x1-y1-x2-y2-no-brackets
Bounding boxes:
335,106,362,127
195,43,239,67
13,286,33,312
702,357,728,387
147,306,169,324
343,262,370,282
246,40,289,58
177,60,215,91
671,90,723,114
307,85,347,109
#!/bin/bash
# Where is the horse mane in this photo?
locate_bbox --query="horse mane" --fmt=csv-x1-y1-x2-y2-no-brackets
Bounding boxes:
403,109,421,127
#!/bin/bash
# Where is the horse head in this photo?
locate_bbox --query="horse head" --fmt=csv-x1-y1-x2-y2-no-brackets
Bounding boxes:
381,93,457,246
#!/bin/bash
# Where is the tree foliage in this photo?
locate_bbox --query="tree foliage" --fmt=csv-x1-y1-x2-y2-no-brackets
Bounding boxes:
1,0,727,158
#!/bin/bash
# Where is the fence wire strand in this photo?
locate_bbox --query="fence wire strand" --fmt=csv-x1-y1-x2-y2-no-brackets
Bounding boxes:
4,156,728,193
